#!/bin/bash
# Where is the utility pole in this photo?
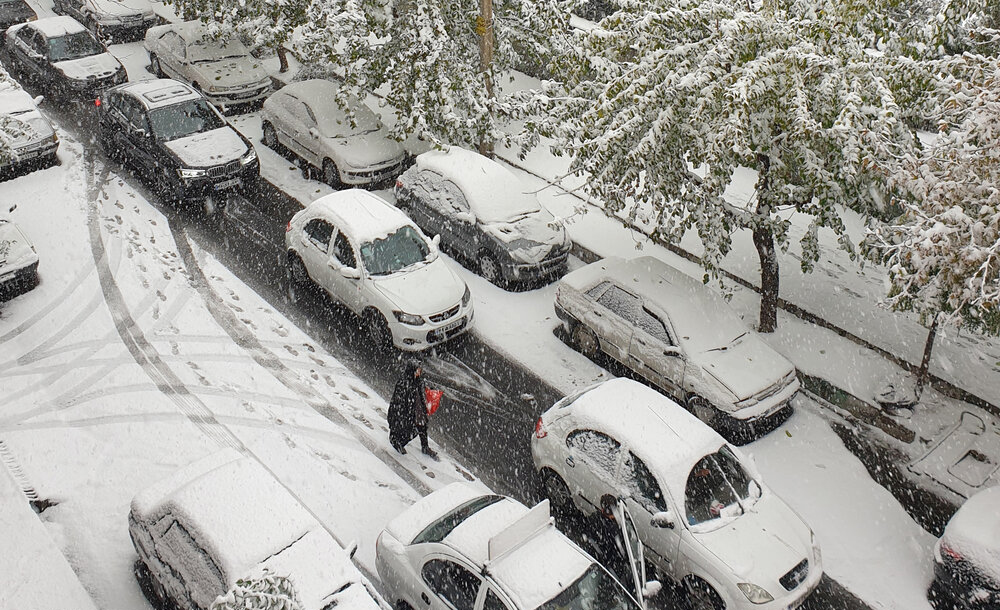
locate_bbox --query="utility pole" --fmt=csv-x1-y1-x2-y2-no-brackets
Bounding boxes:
477,0,495,158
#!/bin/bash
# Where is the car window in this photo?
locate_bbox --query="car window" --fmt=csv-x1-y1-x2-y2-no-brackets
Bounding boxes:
359,226,431,275
595,285,642,323
412,495,504,544
421,559,482,610
161,31,185,58
160,520,225,605
621,452,666,512
147,99,226,141
566,429,621,479
333,231,357,268
289,99,313,126
537,564,640,610
684,447,755,526
440,180,471,216
28,30,47,56
48,31,104,62
484,589,512,610
634,307,672,345
123,96,150,133
304,219,334,251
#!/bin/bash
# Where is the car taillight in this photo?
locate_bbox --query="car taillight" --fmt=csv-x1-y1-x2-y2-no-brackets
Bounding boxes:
94,97,101,107
940,542,963,562
395,180,403,189
285,221,291,232
535,417,547,439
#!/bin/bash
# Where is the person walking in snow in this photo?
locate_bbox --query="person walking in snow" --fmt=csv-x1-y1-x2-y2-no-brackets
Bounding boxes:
388,358,438,459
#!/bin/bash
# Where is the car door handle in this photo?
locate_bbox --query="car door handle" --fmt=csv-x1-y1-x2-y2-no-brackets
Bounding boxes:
421,593,431,605
593,311,603,317
565,456,575,468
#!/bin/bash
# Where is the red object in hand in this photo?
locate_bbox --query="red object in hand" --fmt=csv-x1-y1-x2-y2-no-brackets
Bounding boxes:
425,389,443,415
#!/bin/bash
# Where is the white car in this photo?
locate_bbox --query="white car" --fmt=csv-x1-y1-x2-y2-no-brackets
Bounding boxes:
929,485,1000,609
144,21,271,110
554,256,799,441
0,205,39,299
531,378,822,610
376,482,649,610
394,147,571,288
52,0,156,41
129,448,384,610
0,81,58,171
284,189,473,351
261,79,406,188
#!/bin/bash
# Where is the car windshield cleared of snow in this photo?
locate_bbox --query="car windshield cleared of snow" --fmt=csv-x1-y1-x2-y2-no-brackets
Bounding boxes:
312,97,381,138
359,226,431,276
684,446,758,528
147,99,225,142
48,32,104,62
411,495,503,545
537,563,640,610
188,36,250,63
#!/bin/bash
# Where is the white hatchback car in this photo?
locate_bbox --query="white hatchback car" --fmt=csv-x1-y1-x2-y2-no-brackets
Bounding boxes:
555,256,799,441
376,482,649,610
129,448,383,610
531,379,822,610
285,189,473,351
261,79,406,188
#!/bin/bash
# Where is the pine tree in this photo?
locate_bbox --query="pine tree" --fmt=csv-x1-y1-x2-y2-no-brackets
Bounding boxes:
211,571,304,610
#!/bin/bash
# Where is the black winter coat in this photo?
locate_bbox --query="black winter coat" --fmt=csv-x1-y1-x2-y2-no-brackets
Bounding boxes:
388,361,427,447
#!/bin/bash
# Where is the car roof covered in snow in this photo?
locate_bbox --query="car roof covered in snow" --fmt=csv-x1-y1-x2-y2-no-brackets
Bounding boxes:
24,15,88,38
116,79,201,110
561,378,727,501
304,189,419,243
148,19,210,41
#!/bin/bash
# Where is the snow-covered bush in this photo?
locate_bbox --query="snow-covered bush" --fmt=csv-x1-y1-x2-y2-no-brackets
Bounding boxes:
211,571,304,610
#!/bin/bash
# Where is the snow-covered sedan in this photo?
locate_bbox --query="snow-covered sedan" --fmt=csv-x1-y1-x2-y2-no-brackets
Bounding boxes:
261,79,406,188
0,82,58,173
554,256,799,441
4,16,127,98
144,21,271,111
130,448,384,610
0,205,39,300
376,482,650,610
285,189,473,351
395,147,571,288
929,485,1000,609
531,378,822,610
52,0,156,42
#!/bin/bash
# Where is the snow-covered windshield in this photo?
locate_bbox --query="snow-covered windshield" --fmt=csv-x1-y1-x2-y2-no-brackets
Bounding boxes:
188,36,249,63
148,99,225,141
310,96,381,138
360,226,430,275
48,32,104,62
668,286,748,353
684,446,758,528
537,563,639,610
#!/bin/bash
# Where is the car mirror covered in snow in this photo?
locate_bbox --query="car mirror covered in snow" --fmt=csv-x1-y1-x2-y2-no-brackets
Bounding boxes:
650,511,674,529
454,212,474,224
431,234,441,247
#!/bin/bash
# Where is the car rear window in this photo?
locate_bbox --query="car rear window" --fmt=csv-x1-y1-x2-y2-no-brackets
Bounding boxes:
412,495,504,545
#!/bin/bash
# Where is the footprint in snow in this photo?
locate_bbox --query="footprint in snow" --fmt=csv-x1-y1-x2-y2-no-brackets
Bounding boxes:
323,375,337,388
310,370,320,381
350,386,369,399
284,345,299,356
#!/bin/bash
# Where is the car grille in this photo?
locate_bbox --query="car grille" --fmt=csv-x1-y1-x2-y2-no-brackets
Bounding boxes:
208,161,241,178
426,317,467,343
780,559,809,591
429,305,460,323
346,160,403,180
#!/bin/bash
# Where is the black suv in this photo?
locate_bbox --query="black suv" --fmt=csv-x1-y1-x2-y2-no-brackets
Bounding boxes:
3,16,126,98
98,79,259,209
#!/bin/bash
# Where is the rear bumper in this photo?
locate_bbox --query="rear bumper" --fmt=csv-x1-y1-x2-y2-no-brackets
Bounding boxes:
931,559,1000,609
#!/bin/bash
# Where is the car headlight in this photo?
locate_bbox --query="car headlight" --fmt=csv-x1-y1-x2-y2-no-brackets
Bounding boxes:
462,285,471,306
393,311,423,326
737,583,774,604
178,167,207,179
240,147,257,166
811,530,821,564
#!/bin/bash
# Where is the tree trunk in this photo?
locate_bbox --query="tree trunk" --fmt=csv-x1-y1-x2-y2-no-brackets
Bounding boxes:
915,314,939,398
753,154,779,333
277,46,289,74
477,0,495,158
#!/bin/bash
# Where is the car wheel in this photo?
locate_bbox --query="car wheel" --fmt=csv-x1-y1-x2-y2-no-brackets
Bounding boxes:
685,578,724,610
395,601,415,610
363,308,393,351
134,559,172,610
149,53,163,77
261,121,278,150
478,251,504,286
539,469,576,518
322,159,343,189
571,323,600,359
286,253,310,303
687,396,718,428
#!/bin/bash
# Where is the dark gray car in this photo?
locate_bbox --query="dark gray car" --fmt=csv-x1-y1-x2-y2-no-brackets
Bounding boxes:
0,0,36,31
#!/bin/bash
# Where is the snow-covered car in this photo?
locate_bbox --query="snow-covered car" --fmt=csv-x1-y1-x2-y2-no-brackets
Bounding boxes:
129,447,384,610
395,148,571,288
261,79,406,188
929,485,1000,609
376,482,650,610
144,21,271,111
531,378,822,610
52,0,155,42
0,82,58,172
285,189,473,351
0,205,39,299
97,79,259,212
3,16,127,98
0,0,37,32
554,256,799,441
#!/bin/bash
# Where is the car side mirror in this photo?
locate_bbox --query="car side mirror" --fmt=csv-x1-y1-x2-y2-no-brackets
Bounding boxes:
340,267,361,280
455,211,475,224
134,127,150,138
650,511,675,529
431,234,441,247
309,127,320,138
33,95,43,105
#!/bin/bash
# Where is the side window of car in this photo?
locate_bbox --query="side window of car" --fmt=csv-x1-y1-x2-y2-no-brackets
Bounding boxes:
421,559,482,610
160,520,225,606
635,307,672,345
566,429,621,480
332,231,357,268
440,180,471,216
595,284,642,322
622,451,666,512
303,218,334,251
483,589,513,610
288,99,312,126
29,31,47,57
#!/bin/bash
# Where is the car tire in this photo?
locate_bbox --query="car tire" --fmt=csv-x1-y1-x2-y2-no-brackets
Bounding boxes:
261,121,278,150
571,323,600,359
686,396,718,428
363,308,393,351
684,578,724,610
134,559,172,610
478,251,504,286
323,159,343,189
286,253,310,304
539,469,576,518
395,601,416,610
149,53,163,77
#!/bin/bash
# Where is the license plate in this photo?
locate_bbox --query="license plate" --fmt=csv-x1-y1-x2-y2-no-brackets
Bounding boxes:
440,317,464,333
17,149,41,161
214,177,241,190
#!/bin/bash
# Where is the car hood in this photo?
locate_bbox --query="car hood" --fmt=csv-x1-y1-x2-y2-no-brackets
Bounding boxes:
0,219,39,273
53,53,121,81
163,126,247,168
370,258,465,315
89,0,150,17
693,494,812,591
191,58,267,88
482,210,567,264
327,130,404,169
690,333,796,403
7,116,54,149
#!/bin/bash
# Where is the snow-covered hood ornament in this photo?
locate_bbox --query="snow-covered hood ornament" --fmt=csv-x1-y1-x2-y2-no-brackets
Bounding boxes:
190,58,267,90
163,126,247,168
482,209,567,264
54,53,120,81
371,258,465,315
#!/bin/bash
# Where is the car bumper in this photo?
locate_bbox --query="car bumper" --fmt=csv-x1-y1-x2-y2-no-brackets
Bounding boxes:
502,251,569,283
177,160,259,200
0,259,39,292
204,87,271,109
3,139,58,168
341,158,407,186
60,70,128,98
749,559,822,610
392,302,474,351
